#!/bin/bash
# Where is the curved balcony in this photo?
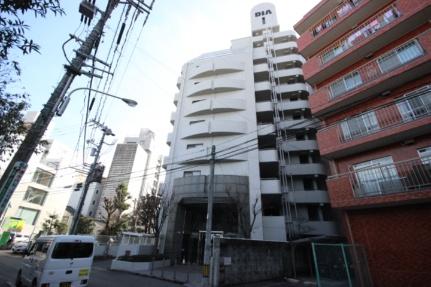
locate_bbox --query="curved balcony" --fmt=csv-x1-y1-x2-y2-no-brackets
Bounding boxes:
180,146,247,164
303,1,431,85
273,54,305,67
173,92,179,106
185,79,244,97
280,139,318,152
182,120,247,139
253,63,268,73
254,81,271,93
184,98,246,117
274,41,298,54
282,163,327,176
310,30,431,117
166,132,173,146
278,100,309,112
317,85,431,159
278,83,311,95
275,68,303,80
170,111,176,125
253,47,267,61
189,60,245,79
279,119,317,131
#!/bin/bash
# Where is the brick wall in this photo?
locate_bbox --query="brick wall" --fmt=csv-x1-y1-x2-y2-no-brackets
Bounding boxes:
347,204,431,287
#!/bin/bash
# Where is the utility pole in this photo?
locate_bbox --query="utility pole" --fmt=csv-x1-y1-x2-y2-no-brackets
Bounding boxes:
70,124,115,234
0,0,119,219
203,145,216,286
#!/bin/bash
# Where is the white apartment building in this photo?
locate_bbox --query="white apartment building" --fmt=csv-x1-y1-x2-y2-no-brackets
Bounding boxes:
162,3,339,262
94,129,154,219
0,139,78,236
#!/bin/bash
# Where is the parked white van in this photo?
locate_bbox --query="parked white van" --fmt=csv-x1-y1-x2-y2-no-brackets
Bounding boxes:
15,235,95,287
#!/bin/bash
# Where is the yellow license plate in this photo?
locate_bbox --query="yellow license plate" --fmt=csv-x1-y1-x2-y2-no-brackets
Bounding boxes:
79,268,89,277
60,283,71,287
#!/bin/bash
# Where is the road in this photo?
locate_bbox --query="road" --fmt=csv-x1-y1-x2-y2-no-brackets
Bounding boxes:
0,250,181,287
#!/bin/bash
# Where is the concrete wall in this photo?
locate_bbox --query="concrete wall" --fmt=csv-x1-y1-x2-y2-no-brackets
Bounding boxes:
214,238,308,286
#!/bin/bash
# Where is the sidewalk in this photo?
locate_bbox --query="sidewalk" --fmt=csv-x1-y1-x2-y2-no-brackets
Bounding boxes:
138,264,202,286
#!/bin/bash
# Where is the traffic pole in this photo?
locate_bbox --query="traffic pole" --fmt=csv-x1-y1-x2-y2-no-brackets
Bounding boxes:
203,145,216,286
0,0,119,219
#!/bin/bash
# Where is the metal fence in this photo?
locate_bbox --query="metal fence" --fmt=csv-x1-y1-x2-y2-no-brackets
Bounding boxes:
312,243,372,287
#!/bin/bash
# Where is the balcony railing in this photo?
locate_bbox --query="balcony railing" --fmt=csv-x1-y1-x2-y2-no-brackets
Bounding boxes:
350,157,431,198
320,5,400,65
328,39,425,100
311,0,363,37
337,85,431,142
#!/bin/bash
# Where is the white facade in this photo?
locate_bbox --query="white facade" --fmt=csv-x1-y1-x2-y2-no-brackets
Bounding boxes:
94,129,154,219
163,3,338,255
1,140,78,236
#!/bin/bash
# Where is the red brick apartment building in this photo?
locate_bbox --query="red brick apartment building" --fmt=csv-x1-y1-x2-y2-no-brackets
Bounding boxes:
294,0,431,286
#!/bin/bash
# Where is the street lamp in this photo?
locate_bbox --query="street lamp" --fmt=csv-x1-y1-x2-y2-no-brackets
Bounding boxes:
56,87,137,116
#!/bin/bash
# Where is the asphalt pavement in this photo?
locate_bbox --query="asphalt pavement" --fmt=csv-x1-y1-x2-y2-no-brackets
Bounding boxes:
0,250,181,287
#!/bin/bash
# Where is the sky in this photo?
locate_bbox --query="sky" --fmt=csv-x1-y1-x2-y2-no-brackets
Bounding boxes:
11,0,320,175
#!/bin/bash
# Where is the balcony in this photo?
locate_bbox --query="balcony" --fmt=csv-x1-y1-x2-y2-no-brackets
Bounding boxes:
184,98,246,117
296,0,392,58
310,31,431,117
282,163,326,176
260,179,281,194
188,60,244,79
166,132,173,146
278,100,309,112
182,120,247,139
327,158,431,209
280,139,318,152
185,79,244,97
303,0,431,84
259,149,278,162
179,146,247,164
173,92,179,106
278,118,318,130
278,83,311,95
287,190,330,203
170,111,176,125
257,124,275,136
317,85,431,158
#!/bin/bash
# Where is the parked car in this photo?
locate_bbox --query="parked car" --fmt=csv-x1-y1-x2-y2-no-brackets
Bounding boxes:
15,235,95,287
11,241,29,254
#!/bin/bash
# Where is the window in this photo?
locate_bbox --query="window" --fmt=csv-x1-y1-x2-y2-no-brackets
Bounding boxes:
330,71,362,99
303,178,315,191
299,154,310,164
16,207,40,225
74,182,83,191
378,40,423,73
189,120,205,125
418,146,431,165
321,204,333,221
307,206,320,221
32,168,54,187
51,242,93,259
261,194,282,216
262,17,266,25
397,88,431,121
184,170,201,177
187,143,204,149
353,156,399,196
192,99,206,104
340,111,380,140
23,187,48,205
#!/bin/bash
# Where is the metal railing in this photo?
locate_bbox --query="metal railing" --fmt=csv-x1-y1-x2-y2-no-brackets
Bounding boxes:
320,5,401,65
328,39,425,100
350,158,431,198
311,0,362,37
336,85,431,142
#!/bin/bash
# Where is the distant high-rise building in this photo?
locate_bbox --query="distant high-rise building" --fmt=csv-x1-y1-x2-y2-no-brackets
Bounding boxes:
294,0,431,286
162,3,339,262
94,129,154,219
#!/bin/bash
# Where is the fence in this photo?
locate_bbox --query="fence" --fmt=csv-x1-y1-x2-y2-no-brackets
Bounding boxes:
312,243,372,287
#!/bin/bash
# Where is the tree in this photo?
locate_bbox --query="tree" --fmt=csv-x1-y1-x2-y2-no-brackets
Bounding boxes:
0,1,64,162
136,189,171,254
100,183,130,235
76,216,95,234
226,189,261,238
41,214,65,235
